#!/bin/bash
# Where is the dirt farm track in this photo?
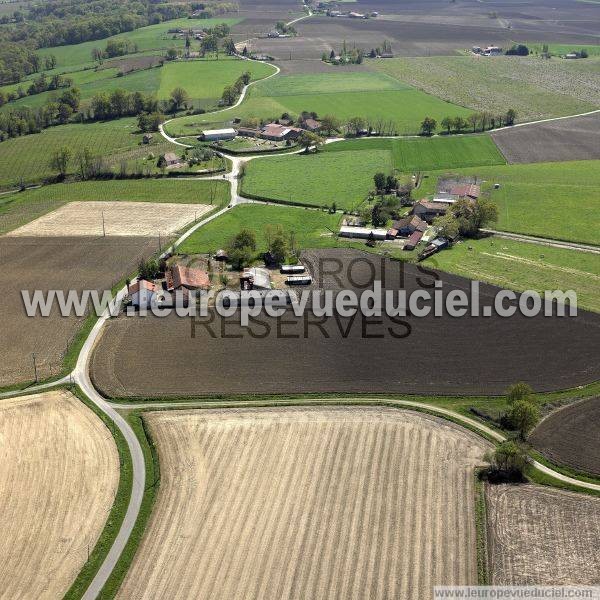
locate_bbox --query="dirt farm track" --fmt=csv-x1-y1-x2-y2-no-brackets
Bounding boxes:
0,390,118,599
486,484,600,586
91,251,600,397
529,396,600,477
118,406,489,599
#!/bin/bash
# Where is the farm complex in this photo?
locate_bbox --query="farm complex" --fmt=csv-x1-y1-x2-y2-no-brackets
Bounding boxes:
1,0,599,598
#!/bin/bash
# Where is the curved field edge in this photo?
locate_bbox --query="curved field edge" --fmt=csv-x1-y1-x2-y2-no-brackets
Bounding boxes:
62,384,133,600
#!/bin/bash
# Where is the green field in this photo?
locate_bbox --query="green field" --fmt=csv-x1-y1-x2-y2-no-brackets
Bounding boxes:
164,70,473,137
242,136,504,209
527,42,600,57
0,118,179,189
0,179,230,234
2,58,275,113
179,203,342,254
372,55,600,122
424,237,600,313
242,149,393,210
419,160,600,246
36,17,242,70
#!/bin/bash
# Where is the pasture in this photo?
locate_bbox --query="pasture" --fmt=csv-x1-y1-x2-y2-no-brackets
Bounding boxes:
529,397,600,477
372,55,600,122
8,201,211,237
0,390,118,598
90,250,600,397
424,237,600,313
0,179,230,235
0,117,178,189
242,136,504,209
486,485,600,585
36,17,243,70
179,204,342,254
118,407,488,599
164,70,473,137
421,160,600,246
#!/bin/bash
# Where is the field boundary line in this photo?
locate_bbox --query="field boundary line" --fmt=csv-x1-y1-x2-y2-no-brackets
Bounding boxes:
481,229,600,254
107,397,600,493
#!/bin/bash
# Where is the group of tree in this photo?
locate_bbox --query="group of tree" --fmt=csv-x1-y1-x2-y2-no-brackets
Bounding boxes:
0,42,56,85
420,109,517,136
373,172,398,195
502,382,540,440
47,144,109,180
220,71,251,106
0,0,191,51
92,39,138,64
0,72,72,106
275,21,296,35
227,228,257,270
367,40,392,58
137,111,165,133
433,197,499,239
345,116,399,137
227,225,295,270
189,2,239,19
0,87,80,140
322,40,363,65
505,44,529,56
88,89,159,121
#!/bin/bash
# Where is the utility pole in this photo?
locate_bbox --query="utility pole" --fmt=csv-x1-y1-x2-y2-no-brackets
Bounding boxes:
32,353,38,383
101,210,106,237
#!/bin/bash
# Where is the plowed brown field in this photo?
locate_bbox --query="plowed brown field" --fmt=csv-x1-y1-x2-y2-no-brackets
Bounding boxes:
118,406,489,600
486,484,600,585
0,390,119,599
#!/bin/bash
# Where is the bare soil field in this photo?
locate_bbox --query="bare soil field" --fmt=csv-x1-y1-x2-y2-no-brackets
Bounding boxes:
118,406,489,600
0,389,119,599
486,484,600,585
0,236,156,386
529,397,600,477
7,201,210,238
491,112,600,163
242,0,600,61
90,250,600,398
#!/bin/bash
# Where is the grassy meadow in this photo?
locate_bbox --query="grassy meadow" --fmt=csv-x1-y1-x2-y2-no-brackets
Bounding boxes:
0,118,179,189
372,55,600,122
420,160,600,246
179,203,342,254
242,136,505,209
424,237,600,313
164,70,473,137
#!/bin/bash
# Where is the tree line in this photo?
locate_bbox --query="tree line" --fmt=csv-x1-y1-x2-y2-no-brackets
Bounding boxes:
420,109,517,136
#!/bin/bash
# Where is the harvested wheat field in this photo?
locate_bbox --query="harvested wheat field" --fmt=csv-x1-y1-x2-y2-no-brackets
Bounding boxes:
7,201,211,237
0,389,119,599
119,406,489,600
486,484,600,585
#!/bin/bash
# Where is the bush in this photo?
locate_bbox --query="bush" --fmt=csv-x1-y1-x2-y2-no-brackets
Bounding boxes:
484,441,528,483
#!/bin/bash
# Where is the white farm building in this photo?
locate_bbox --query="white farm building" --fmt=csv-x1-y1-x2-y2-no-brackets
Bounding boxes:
199,128,237,142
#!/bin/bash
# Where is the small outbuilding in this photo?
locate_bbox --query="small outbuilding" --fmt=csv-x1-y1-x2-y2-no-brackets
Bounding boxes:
240,267,271,290
339,226,388,240
199,128,237,142
404,230,424,251
129,279,158,309
166,265,211,291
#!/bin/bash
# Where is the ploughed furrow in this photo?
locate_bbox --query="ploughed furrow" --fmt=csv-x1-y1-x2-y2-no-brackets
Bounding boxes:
118,407,489,600
486,484,600,586
0,390,118,600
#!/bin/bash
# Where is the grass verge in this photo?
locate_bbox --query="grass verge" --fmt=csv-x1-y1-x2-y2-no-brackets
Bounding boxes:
474,471,489,585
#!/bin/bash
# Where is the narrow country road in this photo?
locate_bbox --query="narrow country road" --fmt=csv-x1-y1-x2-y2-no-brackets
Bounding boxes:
481,229,600,254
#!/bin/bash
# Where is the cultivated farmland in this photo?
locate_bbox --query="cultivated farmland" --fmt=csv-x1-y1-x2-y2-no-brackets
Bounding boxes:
423,237,600,313
0,236,157,386
90,250,600,397
164,70,473,137
486,484,600,585
529,397,600,477
118,406,489,599
491,112,600,163
0,389,119,599
242,136,504,208
0,117,178,190
179,203,342,254
8,201,211,237
372,56,600,122
420,160,600,246
0,179,229,235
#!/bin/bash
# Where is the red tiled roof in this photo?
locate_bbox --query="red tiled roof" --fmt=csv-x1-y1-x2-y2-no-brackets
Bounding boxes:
449,184,480,198
129,279,157,295
167,265,210,290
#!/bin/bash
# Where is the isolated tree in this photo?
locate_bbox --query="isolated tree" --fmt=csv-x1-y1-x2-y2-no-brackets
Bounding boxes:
373,172,386,192
508,400,540,439
506,382,535,405
347,116,366,136
166,47,179,61
451,197,498,237
486,441,528,478
49,146,71,177
320,114,340,136
467,113,479,133
420,116,437,136
433,213,459,240
170,87,189,111
223,37,237,55
505,108,517,126
297,131,323,153
268,227,288,265
453,116,468,132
